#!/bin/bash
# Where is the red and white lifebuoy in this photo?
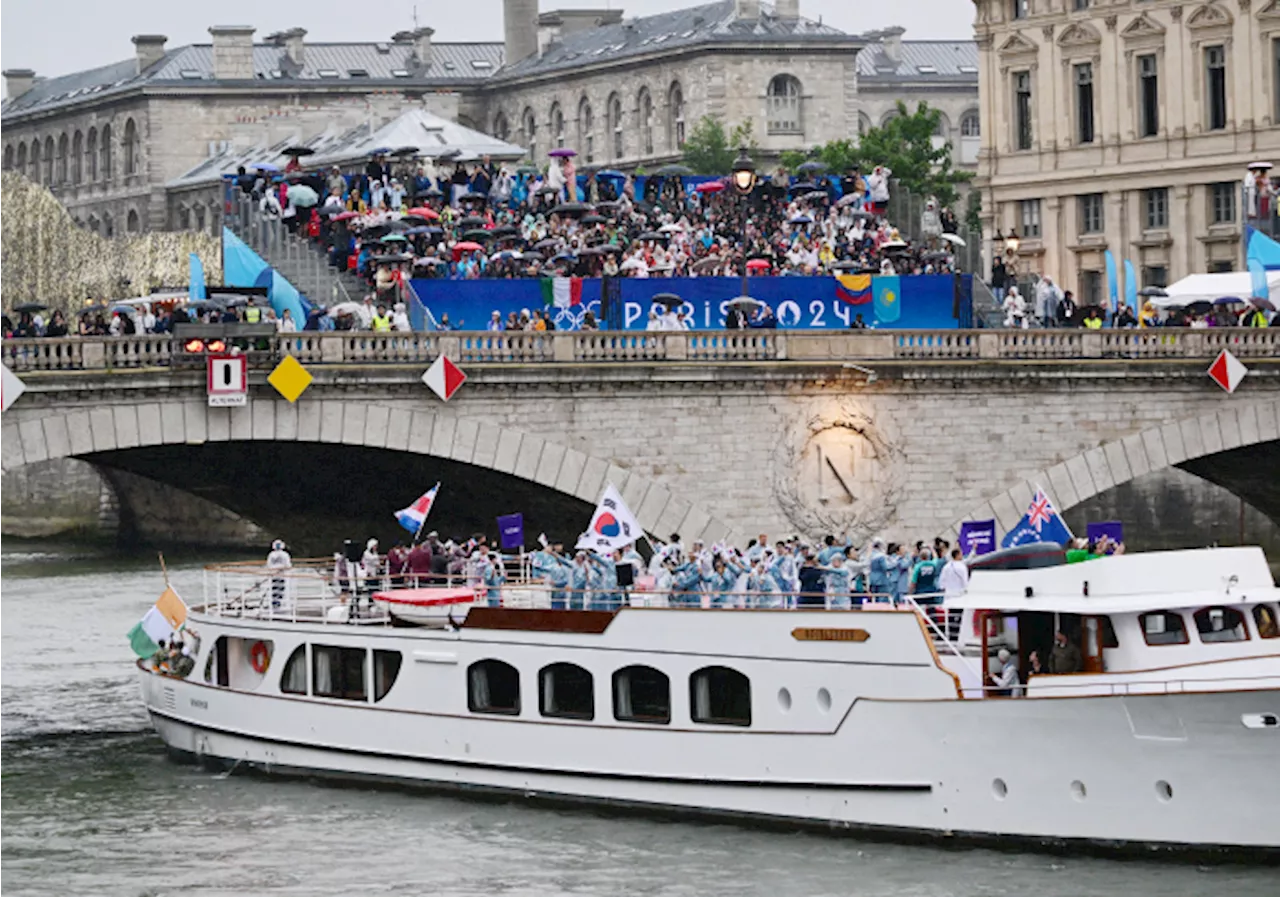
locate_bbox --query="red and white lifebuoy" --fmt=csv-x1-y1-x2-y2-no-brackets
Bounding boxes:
249,640,270,674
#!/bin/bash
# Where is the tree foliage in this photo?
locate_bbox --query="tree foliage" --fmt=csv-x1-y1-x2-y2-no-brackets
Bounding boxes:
682,115,759,174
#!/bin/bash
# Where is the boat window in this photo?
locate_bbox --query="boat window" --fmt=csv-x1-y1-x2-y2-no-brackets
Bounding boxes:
690,666,751,727
374,650,402,702
204,635,270,688
1253,603,1279,639
312,645,368,701
1193,606,1250,643
613,665,671,724
539,662,594,720
281,645,307,694
468,659,520,715
1139,611,1188,646
1099,615,1119,649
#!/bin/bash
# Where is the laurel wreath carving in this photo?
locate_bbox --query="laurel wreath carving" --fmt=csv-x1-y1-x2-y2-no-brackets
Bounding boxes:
772,399,906,543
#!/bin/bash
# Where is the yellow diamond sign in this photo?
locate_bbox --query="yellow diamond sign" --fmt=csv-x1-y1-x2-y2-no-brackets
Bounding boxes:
268,355,313,403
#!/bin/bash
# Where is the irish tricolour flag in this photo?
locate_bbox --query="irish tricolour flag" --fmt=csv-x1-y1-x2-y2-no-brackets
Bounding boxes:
541,276,583,310
127,586,189,657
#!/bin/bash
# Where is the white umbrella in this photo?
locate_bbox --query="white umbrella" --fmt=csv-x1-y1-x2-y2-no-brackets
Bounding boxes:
327,302,363,317
287,184,319,207
619,257,647,271
940,233,966,247
658,223,684,233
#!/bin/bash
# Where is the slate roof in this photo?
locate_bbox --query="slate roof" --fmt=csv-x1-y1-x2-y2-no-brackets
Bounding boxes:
497,0,854,80
856,40,979,82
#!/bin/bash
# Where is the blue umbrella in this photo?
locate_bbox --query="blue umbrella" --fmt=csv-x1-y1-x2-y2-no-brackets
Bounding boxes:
368,147,392,156
254,162,281,172
550,252,575,263
790,214,813,225
595,169,625,179
1213,296,1244,305
404,226,434,236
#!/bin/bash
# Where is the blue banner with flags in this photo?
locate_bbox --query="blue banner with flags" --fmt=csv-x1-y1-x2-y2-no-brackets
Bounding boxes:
873,274,902,324
1001,488,1074,549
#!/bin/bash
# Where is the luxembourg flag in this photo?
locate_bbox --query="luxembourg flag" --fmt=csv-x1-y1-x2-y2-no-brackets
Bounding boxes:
395,483,440,535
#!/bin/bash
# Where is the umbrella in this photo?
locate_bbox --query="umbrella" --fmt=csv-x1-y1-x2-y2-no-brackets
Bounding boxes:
836,194,862,208
922,251,950,262
595,169,626,179
416,186,444,198
380,234,409,243
828,260,863,271
881,239,909,251
457,191,489,204
12,302,47,313
1185,300,1213,315
254,162,281,172
577,246,604,256
940,233,966,247
796,161,828,174
330,210,361,221
452,241,484,252
281,145,315,157
327,302,363,317
1249,296,1277,311
461,229,494,242
458,216,487,228
694,181,725,194
516,165,540,176
406,207,440,219
692,256,722,274
550,252,576,264
435,149,462,161
597,243,623,254
789,214,813,225
490,250,523,261
371,253,412,264
548,147,577,158
802,190,830,202
651,292,684,309
489,224,519,236
789,181,818,193
368,147,392,156
551,202,591,216
1137,286,1168,297
595,200,622,211
1213,296,1244,305
536,185,560,197
521,250,544,261
620,257,647,271
534,238,562,252
392,146,420,158
634,231,667,242
728,297,765,312
746,259,771,271
658,223,684,233
580,214,607,225
403,226,436,236
1248,160,1274,170
79,303,109,315
849,210,876,220
653,164,693,176
287,184,319,207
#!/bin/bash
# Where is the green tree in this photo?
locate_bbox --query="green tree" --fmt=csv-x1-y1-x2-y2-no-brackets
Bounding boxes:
850,101,972,206
682,116,760,174
778,149,810,173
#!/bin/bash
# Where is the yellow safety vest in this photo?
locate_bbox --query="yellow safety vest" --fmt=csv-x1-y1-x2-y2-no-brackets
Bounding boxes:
1083,316,1102,330
371,313,392,332
244,306,262,323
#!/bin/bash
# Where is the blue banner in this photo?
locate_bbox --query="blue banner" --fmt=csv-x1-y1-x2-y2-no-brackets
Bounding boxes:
1086,520,1123,546
188,253,206,301
497,513,525,550
409,275,965,331
222,227,308,332
1123,259,1137,310
1104,250,1119,313
958,519,997,557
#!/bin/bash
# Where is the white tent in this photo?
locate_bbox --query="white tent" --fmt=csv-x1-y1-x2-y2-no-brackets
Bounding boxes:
307,109,526,168
1154,271,1280,307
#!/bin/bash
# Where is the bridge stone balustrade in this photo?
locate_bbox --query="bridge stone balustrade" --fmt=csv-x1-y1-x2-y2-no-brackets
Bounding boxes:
4,329,1277,372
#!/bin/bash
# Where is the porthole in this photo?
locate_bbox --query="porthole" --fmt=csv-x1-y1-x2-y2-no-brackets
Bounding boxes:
1155,780,1173,802
1070,780,1087,802
992,778,1008,800
817,687,832,712
778,687,792,711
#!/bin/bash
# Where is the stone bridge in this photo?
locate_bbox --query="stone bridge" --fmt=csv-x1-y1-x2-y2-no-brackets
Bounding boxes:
3,329,1279,552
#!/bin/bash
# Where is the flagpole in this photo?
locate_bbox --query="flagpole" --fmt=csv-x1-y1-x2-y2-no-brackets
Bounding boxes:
158,551,170,588
412,481,441,546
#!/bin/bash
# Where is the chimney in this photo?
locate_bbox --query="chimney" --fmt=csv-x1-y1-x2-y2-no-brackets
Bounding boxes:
410,27,434,70
504,0,540,63
3,69,36,101
208,26,256,80
282,28,307,67
131,35,168,74
881,26,905,65
776,0,800,20
735,0,760,19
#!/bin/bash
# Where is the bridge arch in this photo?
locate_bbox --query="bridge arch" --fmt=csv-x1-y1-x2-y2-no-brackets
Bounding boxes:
947,398,1280,540
2,397,736,546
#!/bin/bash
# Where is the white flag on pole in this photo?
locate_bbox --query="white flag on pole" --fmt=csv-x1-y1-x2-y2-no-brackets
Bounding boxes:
576,483,643,554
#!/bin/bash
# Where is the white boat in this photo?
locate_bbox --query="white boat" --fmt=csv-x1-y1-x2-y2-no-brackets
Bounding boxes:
138,547,1280,858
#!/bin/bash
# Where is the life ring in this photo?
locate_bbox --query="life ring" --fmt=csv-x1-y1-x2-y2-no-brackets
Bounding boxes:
249,641,270,674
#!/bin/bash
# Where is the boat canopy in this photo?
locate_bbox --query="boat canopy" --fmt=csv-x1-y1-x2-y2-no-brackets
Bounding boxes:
949,546,1280,614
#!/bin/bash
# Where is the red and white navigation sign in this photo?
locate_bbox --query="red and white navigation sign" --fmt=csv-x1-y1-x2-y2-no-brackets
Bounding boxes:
207,353,248,407
1207,349,1248,394
423,354,466,402
1,363,26,413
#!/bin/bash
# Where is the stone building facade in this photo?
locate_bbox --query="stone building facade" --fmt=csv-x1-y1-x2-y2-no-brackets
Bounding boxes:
2,2,977,235
974,0,1280,296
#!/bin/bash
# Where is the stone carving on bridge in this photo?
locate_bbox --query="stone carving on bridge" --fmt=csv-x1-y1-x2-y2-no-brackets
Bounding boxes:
773,400,906,542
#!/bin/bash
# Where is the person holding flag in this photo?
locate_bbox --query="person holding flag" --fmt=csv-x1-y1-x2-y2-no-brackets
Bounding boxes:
395,483,441,540
1001,487,1074,549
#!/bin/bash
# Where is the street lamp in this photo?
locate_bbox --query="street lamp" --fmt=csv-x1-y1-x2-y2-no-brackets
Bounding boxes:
731,147,758,300
1004,229,1020,256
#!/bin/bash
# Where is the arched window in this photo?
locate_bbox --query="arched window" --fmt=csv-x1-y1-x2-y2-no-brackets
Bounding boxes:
493,112,510,142
577,96,594,164
71,131,83,184
539,662,594,719
468,659,520,714
281,645,307,694
86,128,98,181
667,81,685,150
56,133,69,184
881,109,900,128
124,118,140,176
373,649,402,702
100,124,113,180
193,206,204,231
857,112,872,138
613,665,670,724
961,110,981,137
608,92,624,160
28,139,40,182
550,102,565,148
126,209,140,233
178,205,190,229
1139,611,1188,646
3,144,13,171
521,107,537,162
766,74,802,134
42,136,54,184
102,212,114,237
208,202,220,235
1193,606,1249,643
637,87,654,155
87,216,99,234
690,666,751,726
15,142,27,174
1254,603,1279,639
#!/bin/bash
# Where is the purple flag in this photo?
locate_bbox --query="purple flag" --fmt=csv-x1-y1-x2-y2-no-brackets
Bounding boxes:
958,519,996,556
497,513,525,550
1086,520,1123,546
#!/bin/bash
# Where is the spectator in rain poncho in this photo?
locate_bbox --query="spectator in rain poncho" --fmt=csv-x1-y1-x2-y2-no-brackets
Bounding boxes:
531,540,572,609
820,552,854,610
479,552,506,606
747,555,782,608
568,551,592,610
586,550,624,610
1002,286,1028,329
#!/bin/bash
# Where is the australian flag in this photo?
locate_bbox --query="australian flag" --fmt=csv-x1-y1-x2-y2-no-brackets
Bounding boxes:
1001,488,1074,548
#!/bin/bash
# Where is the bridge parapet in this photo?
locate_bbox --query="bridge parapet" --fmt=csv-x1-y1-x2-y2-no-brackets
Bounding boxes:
3,328,1278,373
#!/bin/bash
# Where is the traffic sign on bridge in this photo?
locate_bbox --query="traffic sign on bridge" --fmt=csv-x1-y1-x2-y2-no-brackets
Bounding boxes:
206,354,248,407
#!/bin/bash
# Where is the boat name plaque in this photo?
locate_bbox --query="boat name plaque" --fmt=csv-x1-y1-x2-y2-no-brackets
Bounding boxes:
791,627,870,642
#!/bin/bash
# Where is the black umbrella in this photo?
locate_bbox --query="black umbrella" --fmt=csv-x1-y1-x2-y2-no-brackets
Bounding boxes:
802,190,830,202
521,250,544,261
634,231,667,242
796,161,827,174
371,253,413,264
461,229,494,242
457,191,489,204
489,224,519,237
597,243,623,254
653,164,693,176
1137,286,1168,297
580,214,607,225
651,292,684,309
922,251,951,262
828,260,862,271
578,246,604,256
595,200,622,213
551,202,592,216
458,216,487,228
1185,300,1213,315
12,302,47,313
789,181,818,193
415,186,444,198
281,145,315,157
392,146,420,158
436,149,462,161
534,238,562,252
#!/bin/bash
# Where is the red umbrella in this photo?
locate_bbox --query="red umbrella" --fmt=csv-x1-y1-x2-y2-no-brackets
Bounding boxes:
746,258,771,271
406,207,440,219
694,181,725,194
330,210,360,221
452,241,483,260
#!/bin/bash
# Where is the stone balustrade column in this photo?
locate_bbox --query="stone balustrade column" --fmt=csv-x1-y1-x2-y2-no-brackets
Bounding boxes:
552,332,575,362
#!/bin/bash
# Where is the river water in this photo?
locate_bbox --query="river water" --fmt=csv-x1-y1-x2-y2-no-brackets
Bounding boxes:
1,543,1274,897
